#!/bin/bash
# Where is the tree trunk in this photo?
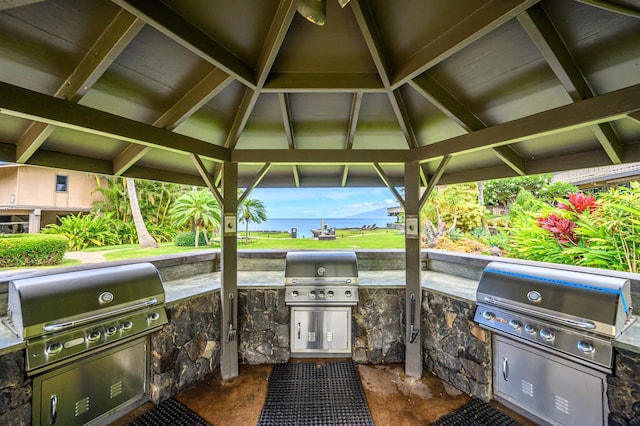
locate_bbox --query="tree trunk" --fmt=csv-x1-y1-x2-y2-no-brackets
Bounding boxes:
125,178,158,249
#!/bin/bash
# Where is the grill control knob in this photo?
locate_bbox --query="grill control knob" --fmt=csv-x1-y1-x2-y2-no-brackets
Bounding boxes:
508,320,522,330
87,330,101,342
539,329,555,341
577,341,595,354
120,321,133,331
291,290,299,297
318,291,325,299
524,324,536,334
45,342,63,355
327,290,334,298
309,291,317,299
105,326,117,336
148,312,160,321
345,290,352,298
482,311,496,321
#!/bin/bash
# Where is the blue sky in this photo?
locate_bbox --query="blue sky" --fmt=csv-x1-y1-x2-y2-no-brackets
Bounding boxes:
249,187,400,218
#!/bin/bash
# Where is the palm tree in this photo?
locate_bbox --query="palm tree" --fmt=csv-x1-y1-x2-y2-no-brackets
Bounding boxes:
125,178,158,249
238,198,267,244
170,189,221,247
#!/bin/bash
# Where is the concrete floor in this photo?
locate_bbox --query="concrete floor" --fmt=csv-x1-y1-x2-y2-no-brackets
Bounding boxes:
112,362,537,426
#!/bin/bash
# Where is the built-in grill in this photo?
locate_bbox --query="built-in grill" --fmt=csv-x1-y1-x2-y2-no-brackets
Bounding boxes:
474,261,635,426
284,251,359,357
3,262,168,426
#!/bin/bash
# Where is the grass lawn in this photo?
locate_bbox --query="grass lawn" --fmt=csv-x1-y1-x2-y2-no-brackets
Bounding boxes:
0,229,405,271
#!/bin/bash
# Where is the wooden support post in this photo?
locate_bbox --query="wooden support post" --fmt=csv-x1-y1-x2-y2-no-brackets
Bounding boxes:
220,162,239,380
404,161,422,378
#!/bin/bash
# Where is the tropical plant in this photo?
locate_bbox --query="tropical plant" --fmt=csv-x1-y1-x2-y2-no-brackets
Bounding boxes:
504,183,640,272
483,174,553,212
170,189,221,247
42,213,120,250
238,198,267,244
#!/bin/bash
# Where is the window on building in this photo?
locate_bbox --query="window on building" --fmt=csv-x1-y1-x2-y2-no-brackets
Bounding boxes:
55,175,68,192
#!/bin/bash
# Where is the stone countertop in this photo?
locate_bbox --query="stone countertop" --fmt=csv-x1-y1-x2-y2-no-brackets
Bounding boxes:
0,321,23,356
614,320,640,353
421,271,478,301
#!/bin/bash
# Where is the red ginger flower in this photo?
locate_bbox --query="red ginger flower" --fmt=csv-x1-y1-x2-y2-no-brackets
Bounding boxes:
537,214,577,243
558,193,598,214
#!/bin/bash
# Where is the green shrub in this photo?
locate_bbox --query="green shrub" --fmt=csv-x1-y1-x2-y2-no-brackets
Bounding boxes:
0,234,68,267
174,231,208,247
42,213,120,250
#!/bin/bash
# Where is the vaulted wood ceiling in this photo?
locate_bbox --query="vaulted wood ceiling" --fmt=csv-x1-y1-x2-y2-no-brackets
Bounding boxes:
0,0,639,190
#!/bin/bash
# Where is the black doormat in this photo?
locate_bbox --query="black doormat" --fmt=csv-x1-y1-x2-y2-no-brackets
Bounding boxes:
431,398,522,426
126,398,211,426
258,360,374,426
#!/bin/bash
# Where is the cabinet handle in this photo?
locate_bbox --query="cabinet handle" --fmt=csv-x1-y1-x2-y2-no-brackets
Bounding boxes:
297,322,301,339
49,394,57,425
502,357,509,381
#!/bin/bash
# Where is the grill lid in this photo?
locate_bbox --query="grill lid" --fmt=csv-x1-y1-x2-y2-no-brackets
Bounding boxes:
6,262,165,339
285,251,358,285
476,262,634,337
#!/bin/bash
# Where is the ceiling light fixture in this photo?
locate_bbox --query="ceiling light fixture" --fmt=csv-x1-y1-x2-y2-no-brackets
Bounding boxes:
297,0,351,26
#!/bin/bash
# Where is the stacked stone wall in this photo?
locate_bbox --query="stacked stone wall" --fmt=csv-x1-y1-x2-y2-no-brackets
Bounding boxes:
238,288,289,364
353,288,405,363
0,350,30,426
150,292,221,403
608,348,640,425
422,291,491,400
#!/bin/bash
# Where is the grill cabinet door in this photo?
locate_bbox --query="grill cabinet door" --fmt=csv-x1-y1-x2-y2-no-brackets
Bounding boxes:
291,307,351,355
494,335,607,426
33,338,148,426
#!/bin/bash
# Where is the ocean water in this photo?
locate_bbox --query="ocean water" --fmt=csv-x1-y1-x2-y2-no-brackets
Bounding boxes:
246,217,396,238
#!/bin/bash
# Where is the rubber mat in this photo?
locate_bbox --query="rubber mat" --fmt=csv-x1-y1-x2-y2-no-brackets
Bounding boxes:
126,398,211,426
431,397,522,426
258,360,374,426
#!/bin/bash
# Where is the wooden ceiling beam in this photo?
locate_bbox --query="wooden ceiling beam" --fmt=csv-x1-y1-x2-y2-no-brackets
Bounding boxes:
414,83,640,162
256,0,297,89
351,0,419,150
410,74,526,175
518,4,623,164
190,153,223,205
113,68,233,175
340,92,364,186
112,0,255,88
263,73,385,92
373,163,405,209
422,155,452,204
16,9,144,163
392,0,539,89
238,163,272,204
0,0,45,10
278,92,301,187
233,149,411,164
0,81,230,162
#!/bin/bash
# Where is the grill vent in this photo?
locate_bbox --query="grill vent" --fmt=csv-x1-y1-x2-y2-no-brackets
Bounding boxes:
326,331,334,342
307,332,316,342
521,380,534,397
75,396,90,417
110,381,123,399
554,395,570,414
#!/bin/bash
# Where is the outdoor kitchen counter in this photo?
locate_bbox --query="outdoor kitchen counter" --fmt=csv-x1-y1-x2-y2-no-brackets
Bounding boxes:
614,321,640,353
0,321,24,356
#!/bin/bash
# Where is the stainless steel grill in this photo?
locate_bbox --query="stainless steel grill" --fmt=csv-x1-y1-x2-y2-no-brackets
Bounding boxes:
284,251,359,357
3,262,168,425
474,261,635,426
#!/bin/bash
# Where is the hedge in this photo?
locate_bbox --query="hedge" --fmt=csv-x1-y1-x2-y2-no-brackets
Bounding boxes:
0,234,68,267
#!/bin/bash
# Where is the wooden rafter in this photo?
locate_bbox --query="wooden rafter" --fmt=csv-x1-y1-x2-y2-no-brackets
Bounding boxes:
341,92,364,186
373,163,405,208
238,163,272,204
190,153,223,205
409,74,526,175
414,83,640,162
278,93,301,188
391,0,540,88
0,81,230,162
112,0,255,88
114,68,233,175
16,9,143,163
518,4,623,164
